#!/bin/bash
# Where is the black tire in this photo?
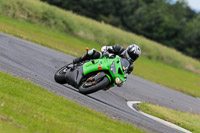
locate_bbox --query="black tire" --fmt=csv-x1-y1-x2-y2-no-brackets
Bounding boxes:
79,76,110,94
54,66,68,84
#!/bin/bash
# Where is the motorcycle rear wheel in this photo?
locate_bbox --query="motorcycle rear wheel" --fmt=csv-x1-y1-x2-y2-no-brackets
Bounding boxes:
79,73,110,94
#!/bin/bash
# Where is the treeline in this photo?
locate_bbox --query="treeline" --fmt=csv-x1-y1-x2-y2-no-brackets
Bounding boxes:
41,0,200,60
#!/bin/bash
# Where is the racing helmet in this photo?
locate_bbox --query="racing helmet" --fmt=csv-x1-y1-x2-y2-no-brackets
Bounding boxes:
125,44,141,62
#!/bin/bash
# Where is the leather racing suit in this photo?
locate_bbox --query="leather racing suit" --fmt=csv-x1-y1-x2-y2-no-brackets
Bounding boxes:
73,45,134,74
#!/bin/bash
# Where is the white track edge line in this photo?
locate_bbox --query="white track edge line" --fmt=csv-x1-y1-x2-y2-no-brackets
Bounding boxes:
127,101,192,133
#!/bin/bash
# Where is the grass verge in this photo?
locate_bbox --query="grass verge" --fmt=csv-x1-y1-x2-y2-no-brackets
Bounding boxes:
0,71,144,133
137,103,200,133
1,15,200,97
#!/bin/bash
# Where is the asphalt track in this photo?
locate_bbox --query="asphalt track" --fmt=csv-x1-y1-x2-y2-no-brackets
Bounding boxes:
0,32,200,133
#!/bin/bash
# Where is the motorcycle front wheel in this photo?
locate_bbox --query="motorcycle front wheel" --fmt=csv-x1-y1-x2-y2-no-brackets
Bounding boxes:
79,73,110,94
54,65,68,84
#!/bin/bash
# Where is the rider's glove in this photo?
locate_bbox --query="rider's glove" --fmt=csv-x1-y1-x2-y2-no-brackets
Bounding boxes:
101,46,107,53
101,46,109,58
102,52,109,58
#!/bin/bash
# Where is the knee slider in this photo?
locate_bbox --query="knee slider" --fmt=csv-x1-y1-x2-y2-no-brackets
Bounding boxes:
88,49,95,55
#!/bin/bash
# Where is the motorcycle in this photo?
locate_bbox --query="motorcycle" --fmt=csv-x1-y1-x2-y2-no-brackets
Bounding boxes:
54,50,130,94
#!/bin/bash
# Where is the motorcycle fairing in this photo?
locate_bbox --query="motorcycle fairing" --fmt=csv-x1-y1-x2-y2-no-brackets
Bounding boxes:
65,66,83,88
83,56,126,83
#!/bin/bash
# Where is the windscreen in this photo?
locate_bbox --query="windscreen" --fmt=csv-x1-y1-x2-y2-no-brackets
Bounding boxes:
120,58,130,73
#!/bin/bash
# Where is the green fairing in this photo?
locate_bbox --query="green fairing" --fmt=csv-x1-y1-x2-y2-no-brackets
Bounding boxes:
83,56,127,89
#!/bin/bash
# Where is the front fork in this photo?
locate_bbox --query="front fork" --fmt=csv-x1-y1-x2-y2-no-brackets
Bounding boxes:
104,74,115,90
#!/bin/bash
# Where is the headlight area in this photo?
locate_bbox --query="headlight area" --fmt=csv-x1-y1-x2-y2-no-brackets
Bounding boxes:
115,77,123,87
110,61,116,74
115,77,122,84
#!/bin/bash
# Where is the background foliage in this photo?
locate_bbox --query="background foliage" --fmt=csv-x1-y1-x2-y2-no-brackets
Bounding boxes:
41,0,200,60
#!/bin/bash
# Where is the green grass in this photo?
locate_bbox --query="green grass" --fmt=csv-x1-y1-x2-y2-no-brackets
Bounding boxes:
0,71,144,133
137,103,200,133
134,57,200,97
0,14,100,57
1,14,200,97
0,0,200,74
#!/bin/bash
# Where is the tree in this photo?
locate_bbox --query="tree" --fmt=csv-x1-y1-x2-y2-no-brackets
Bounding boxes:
178,15,200,58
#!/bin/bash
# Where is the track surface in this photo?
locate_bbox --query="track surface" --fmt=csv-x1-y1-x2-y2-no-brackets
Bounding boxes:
0,33,200,132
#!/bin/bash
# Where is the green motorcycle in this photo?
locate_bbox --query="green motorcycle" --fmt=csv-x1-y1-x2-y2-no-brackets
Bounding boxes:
54,53,130,94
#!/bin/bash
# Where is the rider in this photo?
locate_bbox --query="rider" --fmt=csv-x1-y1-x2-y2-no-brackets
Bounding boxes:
73,44,141,75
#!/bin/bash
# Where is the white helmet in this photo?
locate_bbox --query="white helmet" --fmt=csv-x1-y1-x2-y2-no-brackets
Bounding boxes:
125,44,141,62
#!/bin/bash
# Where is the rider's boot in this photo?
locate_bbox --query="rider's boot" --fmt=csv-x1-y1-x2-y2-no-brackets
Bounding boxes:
73,49,102,64
73,56,83,64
